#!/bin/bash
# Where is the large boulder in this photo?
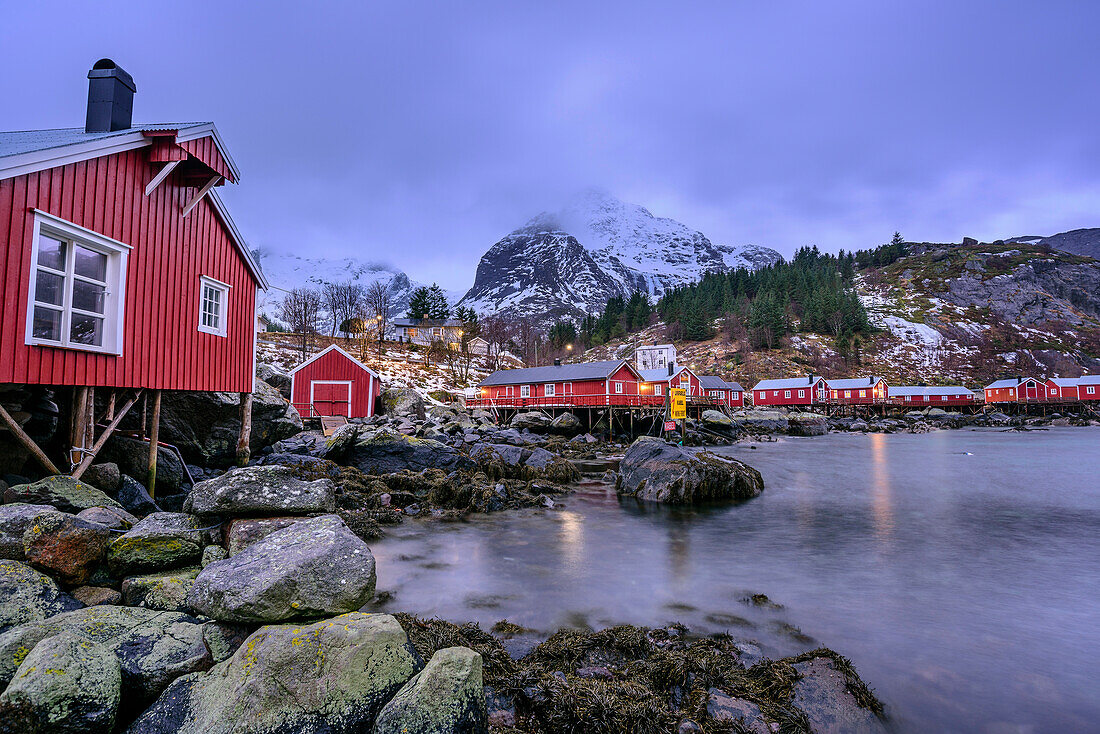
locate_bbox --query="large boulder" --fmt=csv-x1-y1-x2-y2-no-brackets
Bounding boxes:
616,437,764,504
225,517,301,556
787,412,829,437
0,560,82,634
0,606,212,710
790,657,887,734
0,504,61,561
706,688,769,733
348,430,472,475
187,515,376,623
99,436,189,496
548,412,583,436
3,476,122,514
121,568,201,612
22,513,112,586
266,423,360,461
373,646,487,734
730,410,789,433
185,465,335,517
81,462,121,493
701,410,733,430
116,476,162,517
0,631,121,734
469,443,579,483
107,512,204,576
382,388,426,420
156,381,303,467
126,613,422,734
510,412,551,433
256,363,291,400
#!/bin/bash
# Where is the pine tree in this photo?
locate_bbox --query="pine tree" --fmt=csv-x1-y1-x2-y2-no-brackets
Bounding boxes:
406,287,431,319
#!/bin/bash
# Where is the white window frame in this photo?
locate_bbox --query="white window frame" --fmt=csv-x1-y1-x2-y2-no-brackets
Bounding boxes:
798,389,805,398
615,381,624,394
25,210,130,355
1087,386,1095,395
564,382,573,395
520,385,531,398
545,383,556,397
784,390,791,398
859,389,866,398
505,385,514,397
654,384,663,396
198,275,231,337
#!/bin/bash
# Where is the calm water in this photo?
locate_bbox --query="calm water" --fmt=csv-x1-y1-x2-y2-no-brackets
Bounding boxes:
370,427,1100,733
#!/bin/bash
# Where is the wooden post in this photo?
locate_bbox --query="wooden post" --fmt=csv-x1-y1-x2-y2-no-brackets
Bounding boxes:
106,391,116,422
147,390,161,497
236,391,253,467
0,402,60,475
72,390,143,480
71,386,88,456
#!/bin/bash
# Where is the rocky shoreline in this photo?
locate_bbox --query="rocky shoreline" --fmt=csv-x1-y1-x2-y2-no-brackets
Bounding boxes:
0,382,945,733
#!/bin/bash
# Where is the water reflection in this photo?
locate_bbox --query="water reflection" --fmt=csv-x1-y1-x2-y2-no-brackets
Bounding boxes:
869,432,895,542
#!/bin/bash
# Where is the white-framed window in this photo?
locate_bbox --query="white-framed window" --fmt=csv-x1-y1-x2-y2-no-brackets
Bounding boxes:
1051,388,1058,395
198,276,230,337
798,389,805,398
773,391,779,397
731,392,739,400
923,395,930,401
758,391,765,400
1009,389,1015,396
845,390,851,398
859,389,866,397
520,385,531,398
905,395,912,402
26,210,129,355
615,381,624,394
941,395,948,401
654,384,663,396
546,383,556,397
784,390,791,398
505,386,514,397
1087,386,1095,395
564,383,573,395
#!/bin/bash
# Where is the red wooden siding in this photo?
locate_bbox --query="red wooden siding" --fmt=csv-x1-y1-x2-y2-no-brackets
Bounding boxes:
290,347,377,418
177,137,235,182
0,143,257,392
753,382,822,406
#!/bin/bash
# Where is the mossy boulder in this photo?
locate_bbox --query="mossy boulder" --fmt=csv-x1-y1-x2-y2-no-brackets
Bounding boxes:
616,437,764,504
3,477,122,514
107,512,204,576
22,513,112,586
126,613,422,734
0,631,121,734
0,560,82,634
0,606,211,712
121,567,201,612
701,410,733,429
187,515,376,623
185,465,336,517
381,387,426,420
0,504,61,561
469,443,579,483
373,646,487,734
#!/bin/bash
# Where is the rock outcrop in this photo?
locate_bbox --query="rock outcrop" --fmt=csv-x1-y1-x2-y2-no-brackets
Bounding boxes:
185,465,335,517
107,512,204,576
616,437,764,504
3,477,122,514
348,431,471,475
0,560,82,634
373,646,487,734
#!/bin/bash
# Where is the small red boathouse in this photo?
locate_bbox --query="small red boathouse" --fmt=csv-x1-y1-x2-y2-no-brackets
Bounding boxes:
289,344,381,419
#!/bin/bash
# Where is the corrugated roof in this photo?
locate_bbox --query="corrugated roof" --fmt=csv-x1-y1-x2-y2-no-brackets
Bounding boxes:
697,375,743,391
638,367,688,383
827,376,886,390
1047,377,1080,387
985,378,1022,389
889,386,974,397
1077,375,1100,386
751,376,823,391
0,124,203,159
479,360,629,386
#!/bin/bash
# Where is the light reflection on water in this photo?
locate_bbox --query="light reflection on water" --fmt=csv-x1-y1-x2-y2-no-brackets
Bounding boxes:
369,427,1100,734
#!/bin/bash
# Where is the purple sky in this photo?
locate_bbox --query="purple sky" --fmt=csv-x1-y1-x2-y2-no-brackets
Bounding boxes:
3,1,1098,291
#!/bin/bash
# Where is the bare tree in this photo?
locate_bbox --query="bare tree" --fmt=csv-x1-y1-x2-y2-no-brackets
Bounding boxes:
321,282,364,337
515,316,544,366
280,287,323,361
480,314,513,371
363,281,394,356
444,341,476,386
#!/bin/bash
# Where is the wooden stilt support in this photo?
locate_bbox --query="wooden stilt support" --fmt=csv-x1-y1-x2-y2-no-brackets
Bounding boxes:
71,386,89,464
236,391,253,467
106,391,116,422
147,390,162,497
0,402,60,475
71,390,143,480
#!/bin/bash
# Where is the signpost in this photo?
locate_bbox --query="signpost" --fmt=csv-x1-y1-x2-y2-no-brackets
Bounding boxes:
670,388,687,419
663,420,676,432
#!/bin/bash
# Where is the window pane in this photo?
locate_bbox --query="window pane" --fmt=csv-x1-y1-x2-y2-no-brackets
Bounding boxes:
32,306,62,341
35,270,65,306
74,245,108,281
38,235,66,271
69,313,104,346
72,280,106,314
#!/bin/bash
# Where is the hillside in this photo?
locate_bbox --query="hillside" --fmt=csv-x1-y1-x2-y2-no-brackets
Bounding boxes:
581,241,1100,389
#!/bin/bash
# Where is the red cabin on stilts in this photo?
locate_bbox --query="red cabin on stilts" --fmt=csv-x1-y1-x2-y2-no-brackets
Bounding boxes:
289,344,381,419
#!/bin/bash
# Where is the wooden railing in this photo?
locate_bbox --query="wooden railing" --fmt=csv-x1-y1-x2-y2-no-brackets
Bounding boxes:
466,393,665,410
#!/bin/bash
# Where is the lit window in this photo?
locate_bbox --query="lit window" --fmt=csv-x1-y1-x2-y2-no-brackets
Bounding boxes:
859,390,866,397
198,276,230,337
845,390,851,398
26,211,129,354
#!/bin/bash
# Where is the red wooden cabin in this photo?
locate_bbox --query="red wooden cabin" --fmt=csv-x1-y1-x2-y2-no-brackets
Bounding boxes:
750,376,827,407
1080,376,1100,401
0,60,267,478
1046,378,1080,402
828,377,890,405
888,386,975,407
638,366,702,400
697,375,745,407
289,344,381,419
984,377,1048,404
471,360,656,409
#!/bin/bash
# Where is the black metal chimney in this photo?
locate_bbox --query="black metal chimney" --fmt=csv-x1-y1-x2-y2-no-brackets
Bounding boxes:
85,59,136,133
554,358,561,366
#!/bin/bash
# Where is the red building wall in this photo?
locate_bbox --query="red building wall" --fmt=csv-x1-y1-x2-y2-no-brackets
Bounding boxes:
753,382,821,406
0,145,258,392
1045,381,1079,401
290,348,377,418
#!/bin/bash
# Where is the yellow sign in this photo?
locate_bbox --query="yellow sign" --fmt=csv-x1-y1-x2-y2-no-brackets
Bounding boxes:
670,388,687,420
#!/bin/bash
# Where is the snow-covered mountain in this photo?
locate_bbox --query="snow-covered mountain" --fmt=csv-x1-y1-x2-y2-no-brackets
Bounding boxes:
459,190,781,323
255,251,421,317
